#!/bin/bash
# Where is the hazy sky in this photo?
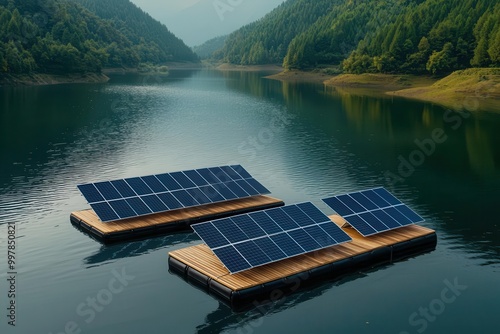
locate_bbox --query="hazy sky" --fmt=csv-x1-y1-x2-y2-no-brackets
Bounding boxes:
130,0,284,46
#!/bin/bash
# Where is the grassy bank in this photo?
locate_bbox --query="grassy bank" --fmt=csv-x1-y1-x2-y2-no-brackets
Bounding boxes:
388,68,500,111
266,70,333,84
0,72,109,87
269,68,499,112
324,73,436,90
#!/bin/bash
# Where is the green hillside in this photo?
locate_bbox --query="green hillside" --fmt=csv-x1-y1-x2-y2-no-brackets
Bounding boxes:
0,0,197,76
73,0,198,63
193,35,227,60
216,0,500,75
216,0,336,65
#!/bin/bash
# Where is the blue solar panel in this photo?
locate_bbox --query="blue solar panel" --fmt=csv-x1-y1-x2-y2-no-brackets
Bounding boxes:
126,197,152,216
303,225,336,247
78,184,104,203
183,170,208,187
234,241,272,267
141,195,168,212
109,199,136,219
155,173,182,191
224,181,248,197
231,165,252,179
171,172,196,189
213,246,251,273
213,218,248,243
208,167,231,182
77,165,271,222
253,237,287,261
156,192,183,210
246,178,270,194
186,188,212,205
171,190,198,207
296,202,331,224
322,187,424,237
111,180,136,198
220,166,241,180
270,233,304,257
266,208,300,230
126,177,153,196
249,211,283,234
235,180,260,196
90,202,119,222
232,215,266,239
192,203,352,274
94,182,121,201
192,223,229,249
198,185,226,202
141,175,168,193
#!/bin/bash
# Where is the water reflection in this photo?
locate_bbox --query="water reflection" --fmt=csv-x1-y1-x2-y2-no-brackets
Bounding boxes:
82,232,198,267
0,70,198,190
195,272,368,334
220,72,500,264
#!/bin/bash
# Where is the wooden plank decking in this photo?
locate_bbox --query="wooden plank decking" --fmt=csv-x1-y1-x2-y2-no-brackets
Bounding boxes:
169,215,436,291
71,195,284,241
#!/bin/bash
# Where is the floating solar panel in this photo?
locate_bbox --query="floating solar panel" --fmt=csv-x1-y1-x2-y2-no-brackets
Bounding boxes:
322,187,424,237
192,203,352,274
78,165,271,222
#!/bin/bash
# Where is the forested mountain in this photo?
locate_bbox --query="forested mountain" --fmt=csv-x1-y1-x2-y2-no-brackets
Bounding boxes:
73,0,197,63
216,0,336,65
192,35,227,60
340,0,500,74
216,0,500,74
0,0,197,76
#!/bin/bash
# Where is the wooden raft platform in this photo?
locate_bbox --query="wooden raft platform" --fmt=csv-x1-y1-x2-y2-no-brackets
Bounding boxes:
169,215,437,307
70,195,284,243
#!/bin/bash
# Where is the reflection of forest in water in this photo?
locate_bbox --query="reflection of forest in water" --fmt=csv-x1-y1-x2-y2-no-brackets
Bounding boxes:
223,72,500,264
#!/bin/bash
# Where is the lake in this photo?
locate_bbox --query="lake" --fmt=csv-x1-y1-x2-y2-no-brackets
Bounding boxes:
0,69,499,334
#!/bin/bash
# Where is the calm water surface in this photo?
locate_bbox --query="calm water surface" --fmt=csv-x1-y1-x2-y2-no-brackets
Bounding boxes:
0,70,499,334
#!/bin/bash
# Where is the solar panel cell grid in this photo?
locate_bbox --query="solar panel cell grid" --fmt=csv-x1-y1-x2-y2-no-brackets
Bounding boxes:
322,187,424,237
111,180,136,198
126,197,152,216
94,182,121,201
213,246,251,273
126,177,153,196
77,165,270,222
192,203,352,274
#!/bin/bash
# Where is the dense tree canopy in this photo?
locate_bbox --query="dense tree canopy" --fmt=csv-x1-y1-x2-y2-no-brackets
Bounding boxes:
0,0,197,75
215,0,336,65
214,0,500,74
193,35,227,60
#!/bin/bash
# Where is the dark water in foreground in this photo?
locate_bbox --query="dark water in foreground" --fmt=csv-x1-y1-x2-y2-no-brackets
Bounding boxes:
0,70,499,334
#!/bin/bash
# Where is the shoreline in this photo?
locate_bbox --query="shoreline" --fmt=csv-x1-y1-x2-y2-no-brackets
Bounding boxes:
0,72,109,87
216,63,283,72
266,70,332,84
0,62,203,87
386,68,500,112
266,68,500,112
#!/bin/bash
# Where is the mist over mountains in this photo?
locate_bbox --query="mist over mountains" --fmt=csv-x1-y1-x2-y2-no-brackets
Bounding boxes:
130,0,284,46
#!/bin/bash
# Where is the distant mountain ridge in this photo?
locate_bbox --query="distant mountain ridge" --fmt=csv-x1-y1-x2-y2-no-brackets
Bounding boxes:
214,0,335,65
0,0,197,77
73,0,198,63
193,35,227,59
214,0,500,74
